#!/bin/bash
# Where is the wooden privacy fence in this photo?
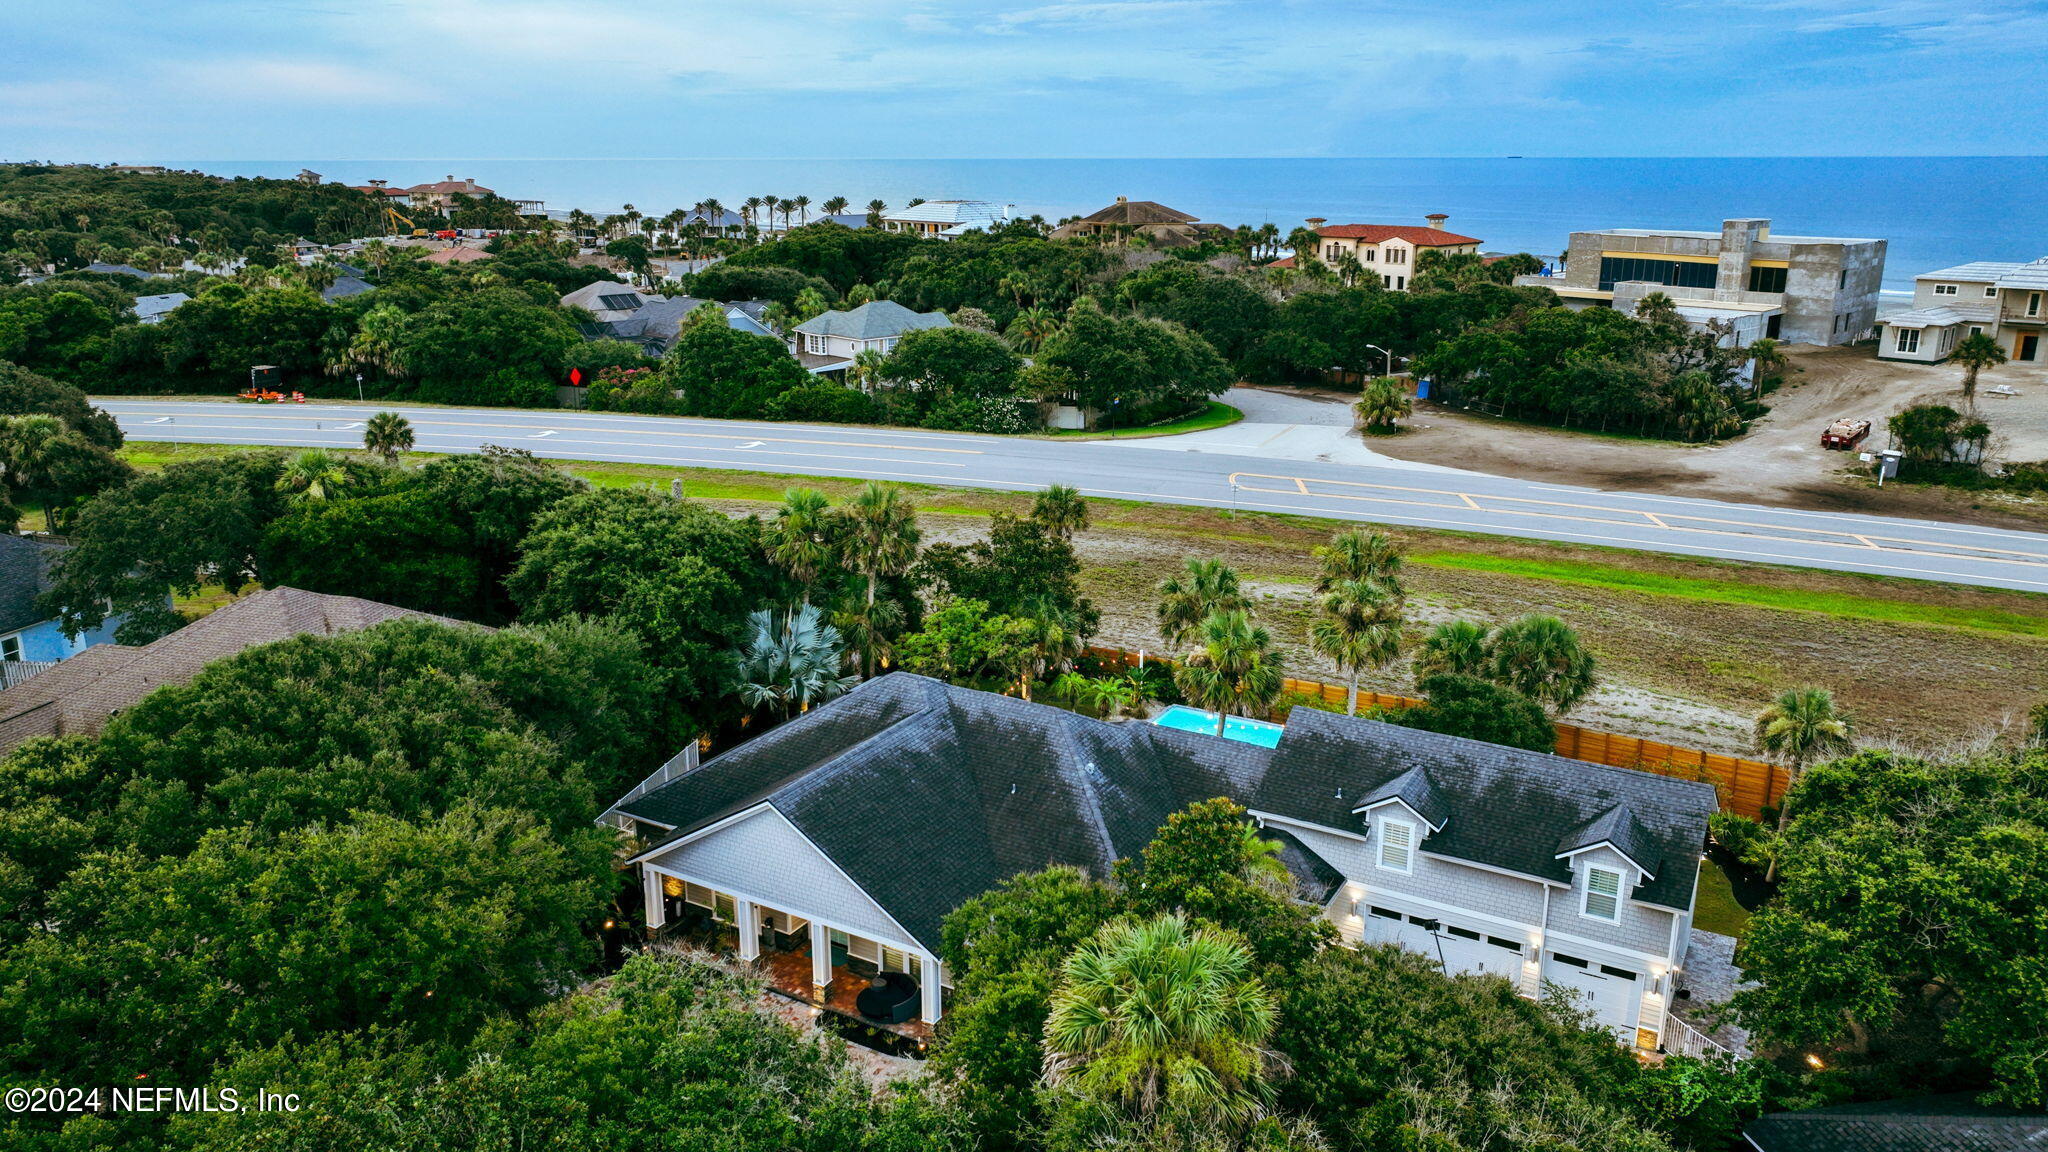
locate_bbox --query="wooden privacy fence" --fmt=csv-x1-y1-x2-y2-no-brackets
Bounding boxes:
1084,646,1785,818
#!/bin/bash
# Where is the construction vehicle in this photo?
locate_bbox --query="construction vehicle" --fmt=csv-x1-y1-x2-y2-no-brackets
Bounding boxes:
1820,418,1871,450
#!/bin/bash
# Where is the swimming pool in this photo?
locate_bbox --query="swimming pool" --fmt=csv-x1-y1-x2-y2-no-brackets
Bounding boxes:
1153,705,1285,748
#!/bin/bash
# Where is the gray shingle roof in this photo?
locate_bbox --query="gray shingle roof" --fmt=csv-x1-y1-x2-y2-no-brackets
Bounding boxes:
792,300,951,341
0,534,62,635
1557,803,1657,875
321,276,375,301
0,587,464,754
622,674,1266,953
132,292,192,321
1248,707,1714,910
1745,1093,2048,1152
82,262,156,279
621,674,1717,952
1354,764,1450,829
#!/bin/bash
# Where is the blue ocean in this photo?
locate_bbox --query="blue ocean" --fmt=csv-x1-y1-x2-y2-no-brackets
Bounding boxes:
169,156,2044,296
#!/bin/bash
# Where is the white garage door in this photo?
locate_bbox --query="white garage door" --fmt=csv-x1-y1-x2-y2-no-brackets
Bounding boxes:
1542,952,1640,1040
1360,904,1435,954
1435,924,1526,981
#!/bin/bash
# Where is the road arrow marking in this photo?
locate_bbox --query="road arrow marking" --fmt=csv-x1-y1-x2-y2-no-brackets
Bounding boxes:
737,440,765,448
531,430,557,438
338,421,364,430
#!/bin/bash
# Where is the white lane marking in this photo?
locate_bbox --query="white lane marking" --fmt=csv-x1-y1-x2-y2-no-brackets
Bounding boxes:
737,441,765,448
531,430,557,439
108,427,2048,591
338,421,364,430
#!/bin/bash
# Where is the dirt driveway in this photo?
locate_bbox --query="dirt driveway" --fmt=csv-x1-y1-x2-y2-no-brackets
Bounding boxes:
1361,345,2048,527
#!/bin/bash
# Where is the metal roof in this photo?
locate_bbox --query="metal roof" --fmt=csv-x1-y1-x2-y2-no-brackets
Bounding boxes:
792,299,952,340
884,200,1011,226
1878,303,1999,329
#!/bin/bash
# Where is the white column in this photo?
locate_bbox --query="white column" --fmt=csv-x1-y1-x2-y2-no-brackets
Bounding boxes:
810,921,832,996
919,957,944,1024
642,866,665,932
736,898,759,961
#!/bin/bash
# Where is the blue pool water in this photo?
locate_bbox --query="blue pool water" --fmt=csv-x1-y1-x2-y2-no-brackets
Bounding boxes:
1153,706,1285,748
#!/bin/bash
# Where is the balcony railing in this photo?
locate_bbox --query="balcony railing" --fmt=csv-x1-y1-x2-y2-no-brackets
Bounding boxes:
0,660,59,691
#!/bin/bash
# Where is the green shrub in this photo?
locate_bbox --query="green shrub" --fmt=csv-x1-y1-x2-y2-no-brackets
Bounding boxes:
923,395,1039,434
1709,811,1773,872
763,383,879,424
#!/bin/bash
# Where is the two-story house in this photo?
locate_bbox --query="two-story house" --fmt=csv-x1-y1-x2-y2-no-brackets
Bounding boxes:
0,533,127,688
1876,257,2048,364
789,300,951,375
1281,215,1484,291
603,674,1716,1050
879,200,1013,238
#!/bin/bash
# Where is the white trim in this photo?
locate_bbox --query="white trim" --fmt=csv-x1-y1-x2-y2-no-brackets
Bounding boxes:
1582,865,1624,923
641,808,932,953
1377,818,1416,873
644,859,934,963
1349,884,1539,945
1540,924,1675,967
1253,811,1369,845
626,800,775,865
1350,795,1443,833
1556,839,1656,880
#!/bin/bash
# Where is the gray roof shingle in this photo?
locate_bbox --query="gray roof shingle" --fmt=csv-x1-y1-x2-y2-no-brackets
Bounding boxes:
791,300,951,341
1250,707,1715,909
1745,1093,2048,1152
622,674,1716,953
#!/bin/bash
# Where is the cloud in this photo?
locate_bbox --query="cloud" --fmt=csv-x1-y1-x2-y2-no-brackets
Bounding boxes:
162,58,430,104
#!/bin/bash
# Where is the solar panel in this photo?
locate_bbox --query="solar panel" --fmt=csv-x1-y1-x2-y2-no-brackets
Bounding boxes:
598,293,643,311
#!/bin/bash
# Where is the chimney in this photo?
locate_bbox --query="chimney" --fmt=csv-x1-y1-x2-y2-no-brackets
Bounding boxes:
1306,217,1327,229
1426,213,1448,230
1116,195,1128,204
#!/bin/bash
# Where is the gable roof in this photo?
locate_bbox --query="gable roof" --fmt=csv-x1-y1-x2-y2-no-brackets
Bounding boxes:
620,674,1268,953
793,299,952,340
1353,764,1450,830
560,280,645,314
1318,223,1484,247
0,534,62,635
618,674,1717,953
0,587,463,754
1745,1093,2048,1152
82,262,157,279
1557,803,1658,877
1249,707,1714,910
1918,258,2048,290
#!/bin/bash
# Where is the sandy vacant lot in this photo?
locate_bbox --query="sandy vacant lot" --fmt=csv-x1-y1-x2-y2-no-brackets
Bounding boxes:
1363,345,2048,527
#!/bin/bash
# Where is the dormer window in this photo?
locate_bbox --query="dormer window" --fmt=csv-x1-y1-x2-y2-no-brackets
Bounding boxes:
1378,819,1415,873
1582,865,1623,922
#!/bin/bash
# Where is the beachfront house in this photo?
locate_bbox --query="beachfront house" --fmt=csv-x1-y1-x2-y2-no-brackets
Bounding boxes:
1050,196,1219,248
1514,217,1886,346
604,673,1719,1053
879,200,1013,238
1276,215,1484,291
1876,257,2047,364
789,300,951,375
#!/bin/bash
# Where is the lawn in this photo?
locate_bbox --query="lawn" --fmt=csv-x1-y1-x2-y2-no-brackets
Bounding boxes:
1040,400,1244,439
1691,857,1753,938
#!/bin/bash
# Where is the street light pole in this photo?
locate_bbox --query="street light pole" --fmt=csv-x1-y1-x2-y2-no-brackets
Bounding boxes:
355,372,364,402
1363,343,1393,379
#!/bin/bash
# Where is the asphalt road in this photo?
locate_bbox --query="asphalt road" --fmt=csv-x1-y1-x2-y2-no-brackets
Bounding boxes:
98,399,2048,594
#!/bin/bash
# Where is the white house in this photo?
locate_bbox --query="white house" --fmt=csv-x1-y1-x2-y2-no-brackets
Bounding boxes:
1877,257,2047,364
879,200,1013,238
788,300,951,375
604,674,1718,1050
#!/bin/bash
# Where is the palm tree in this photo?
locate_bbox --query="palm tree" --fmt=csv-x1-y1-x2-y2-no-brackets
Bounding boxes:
765,487,839,604
1310,579,1404,716
362,411,414,463
327,303,408,382
1753,688,1854,880
275,449,348,502
850,348,890,392
1746,337,1791,390
1014,598,1084,700
1484,614,1596,713
792,195,811,225
821,196,849,219
1413,619,1489,679
1042,913,1279,1130
743,196,764,232
837,480,921,649
1156,558,1249,650
1314,527,1403,595
1031,484,1090,541
1953,331,2008,410
732,604,859,721
1354,377,1413,433
762,195,781,233
1174,609,1286,737
1006,306,1059,353
0,414,65,505
866,199,888,228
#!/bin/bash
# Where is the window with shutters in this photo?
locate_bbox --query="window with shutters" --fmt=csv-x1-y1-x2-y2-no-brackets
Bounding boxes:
1378,819,1414,873
1582,865,1623,922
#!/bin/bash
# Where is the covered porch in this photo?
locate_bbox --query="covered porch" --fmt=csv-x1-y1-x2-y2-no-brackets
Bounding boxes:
641,863,945,1047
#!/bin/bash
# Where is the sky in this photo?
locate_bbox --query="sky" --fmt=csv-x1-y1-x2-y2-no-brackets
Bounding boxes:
3,0,2046,160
